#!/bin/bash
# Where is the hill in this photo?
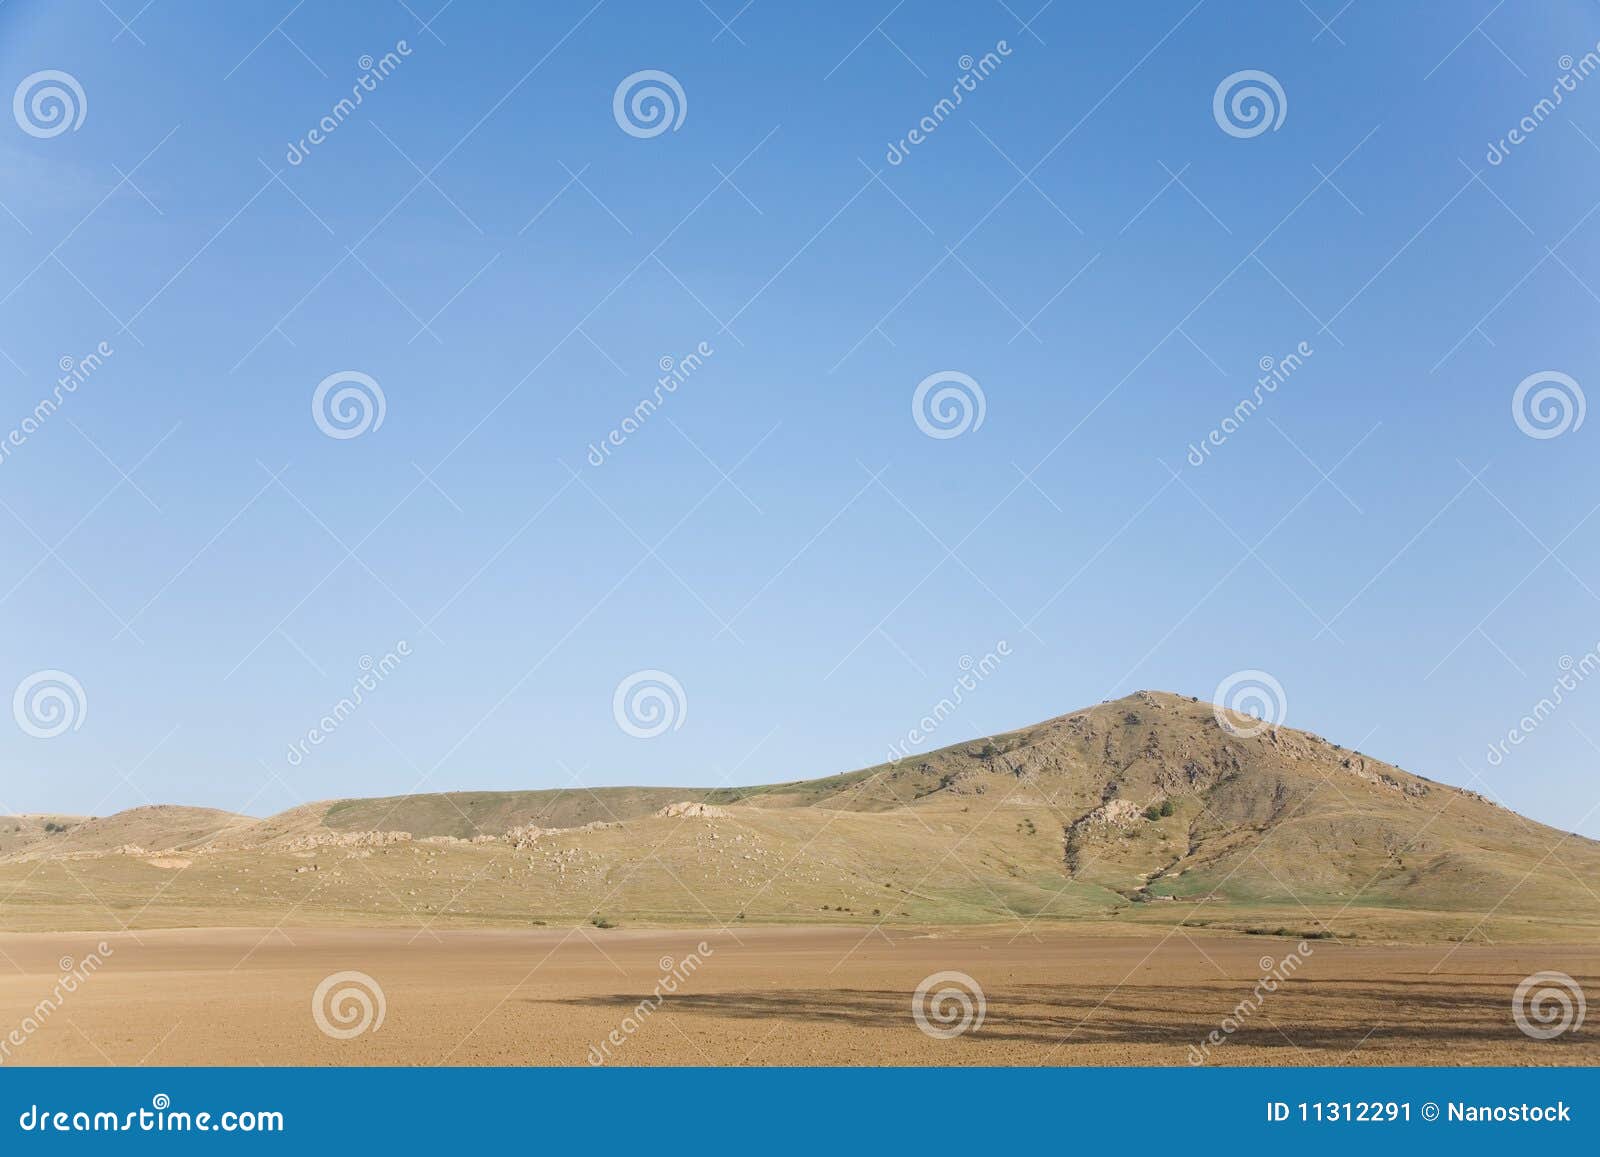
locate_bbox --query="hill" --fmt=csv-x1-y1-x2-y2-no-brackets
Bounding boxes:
2,690,1595,940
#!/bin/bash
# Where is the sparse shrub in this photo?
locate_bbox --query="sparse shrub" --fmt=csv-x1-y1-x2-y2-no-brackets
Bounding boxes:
1159,800,1174,817
591,917,615,929
1142,804,1161,821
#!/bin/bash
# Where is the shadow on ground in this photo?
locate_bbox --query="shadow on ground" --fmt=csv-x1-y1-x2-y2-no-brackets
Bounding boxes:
542,977,1598,1053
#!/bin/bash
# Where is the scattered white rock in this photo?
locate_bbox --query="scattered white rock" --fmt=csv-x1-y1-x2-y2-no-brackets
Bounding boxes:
503,823,550,850
281,830,412,852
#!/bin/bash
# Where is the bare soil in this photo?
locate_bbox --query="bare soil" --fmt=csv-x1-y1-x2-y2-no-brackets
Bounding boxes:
0,925,1592,1066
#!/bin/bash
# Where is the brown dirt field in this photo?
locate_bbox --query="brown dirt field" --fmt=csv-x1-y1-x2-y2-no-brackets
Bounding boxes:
0,925,1592,1066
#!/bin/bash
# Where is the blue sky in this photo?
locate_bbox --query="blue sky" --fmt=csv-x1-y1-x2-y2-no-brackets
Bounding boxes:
2,0,1599,835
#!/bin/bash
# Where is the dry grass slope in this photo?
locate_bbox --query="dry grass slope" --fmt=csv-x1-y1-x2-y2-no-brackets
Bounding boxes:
2,691,1596,941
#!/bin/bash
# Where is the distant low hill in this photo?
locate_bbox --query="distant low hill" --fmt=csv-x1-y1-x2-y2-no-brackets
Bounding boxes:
4,691,1596,940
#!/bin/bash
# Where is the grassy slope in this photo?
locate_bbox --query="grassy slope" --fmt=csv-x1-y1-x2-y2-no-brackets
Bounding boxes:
2,691,1596,939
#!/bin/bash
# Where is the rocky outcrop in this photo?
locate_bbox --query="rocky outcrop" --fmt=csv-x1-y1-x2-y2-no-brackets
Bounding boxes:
1068,798,1144,833
655,801,730,819
1342,756,1429,798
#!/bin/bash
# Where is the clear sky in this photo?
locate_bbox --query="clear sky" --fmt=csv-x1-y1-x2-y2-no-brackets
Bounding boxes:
2,1,1598,836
